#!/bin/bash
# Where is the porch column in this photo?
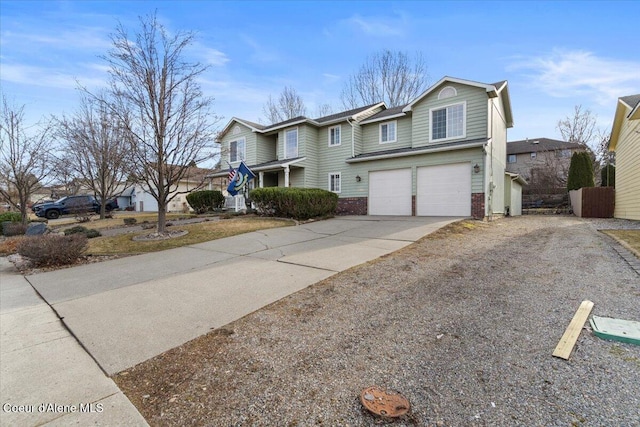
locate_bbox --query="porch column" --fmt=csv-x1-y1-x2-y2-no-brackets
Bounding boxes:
259,171,264,188
284,165,290,187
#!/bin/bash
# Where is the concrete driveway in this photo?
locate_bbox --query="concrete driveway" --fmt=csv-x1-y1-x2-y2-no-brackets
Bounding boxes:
26,216,459,375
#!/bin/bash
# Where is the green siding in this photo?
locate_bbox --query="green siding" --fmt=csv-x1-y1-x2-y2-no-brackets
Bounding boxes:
411,83,488,147
220,122,257,166
255,134,277,164
317,123,354,192
361,116,412,154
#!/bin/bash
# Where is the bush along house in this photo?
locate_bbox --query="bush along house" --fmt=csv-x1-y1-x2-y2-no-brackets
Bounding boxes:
210,76,523,219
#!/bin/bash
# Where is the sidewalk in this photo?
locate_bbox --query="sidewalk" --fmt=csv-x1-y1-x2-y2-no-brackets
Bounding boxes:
0,257,148,426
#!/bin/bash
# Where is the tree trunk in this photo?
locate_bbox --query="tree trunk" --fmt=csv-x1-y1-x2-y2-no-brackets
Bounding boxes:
157,205,166,234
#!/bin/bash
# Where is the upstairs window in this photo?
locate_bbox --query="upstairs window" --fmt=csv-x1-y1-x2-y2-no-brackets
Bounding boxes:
229,138,245,163
430,102,465,142
285,128,298,158
329,125,341,146
379,121,397,144
507,154,516,163
556,149,571,158
531,152,537,159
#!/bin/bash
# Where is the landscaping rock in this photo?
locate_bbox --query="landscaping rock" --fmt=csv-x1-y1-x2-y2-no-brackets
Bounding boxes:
26,222,47,236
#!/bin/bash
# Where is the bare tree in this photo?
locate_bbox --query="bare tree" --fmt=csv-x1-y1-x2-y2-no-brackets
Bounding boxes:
340,50,428,109
0,96,53,225
315,103,333,118
557,105,597,147
262,86,307,124
55,94,131,218
556,105,600,181
99,12,219,233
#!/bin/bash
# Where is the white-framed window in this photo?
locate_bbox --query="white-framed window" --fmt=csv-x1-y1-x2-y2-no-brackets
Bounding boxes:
329,172,341,193
379,121,397,144
328,125,341,146
531,152,537,159
556,149,571,158
430,102,466,142
229,138,246,163
507,154,516,163
285,128,298,158
438,86,457,100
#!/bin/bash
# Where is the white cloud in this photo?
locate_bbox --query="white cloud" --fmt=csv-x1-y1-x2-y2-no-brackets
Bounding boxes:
343,13,405,37
509,49,640,106
0,63,107,90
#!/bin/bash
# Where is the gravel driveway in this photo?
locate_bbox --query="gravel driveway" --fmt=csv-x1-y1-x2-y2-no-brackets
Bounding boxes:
115,215,640,426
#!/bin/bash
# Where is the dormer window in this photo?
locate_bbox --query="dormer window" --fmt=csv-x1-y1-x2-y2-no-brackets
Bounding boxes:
438,86,457,100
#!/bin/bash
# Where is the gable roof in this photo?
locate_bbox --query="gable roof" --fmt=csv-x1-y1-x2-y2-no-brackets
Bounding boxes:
402,76,513,128
610,93,640,151
507,138,584,155
216,103,386,141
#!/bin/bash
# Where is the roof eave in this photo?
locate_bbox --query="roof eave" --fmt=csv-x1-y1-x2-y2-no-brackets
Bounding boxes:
346,140,486,163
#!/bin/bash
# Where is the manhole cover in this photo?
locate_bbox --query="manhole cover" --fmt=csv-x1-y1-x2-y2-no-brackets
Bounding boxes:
360,385,410,418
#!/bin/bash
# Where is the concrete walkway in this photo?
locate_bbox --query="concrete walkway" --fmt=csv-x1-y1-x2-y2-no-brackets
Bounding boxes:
0,258,148,426
1,216,457,425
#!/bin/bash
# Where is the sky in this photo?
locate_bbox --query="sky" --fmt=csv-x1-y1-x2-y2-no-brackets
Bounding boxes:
1,0,639,144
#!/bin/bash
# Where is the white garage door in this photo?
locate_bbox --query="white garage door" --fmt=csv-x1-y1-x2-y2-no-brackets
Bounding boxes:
369,169,412,215
417,163,471,216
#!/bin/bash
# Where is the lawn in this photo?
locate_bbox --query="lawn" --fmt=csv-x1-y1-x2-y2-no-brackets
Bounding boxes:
47,212,197,230
87,217,293,255
601,229,640,255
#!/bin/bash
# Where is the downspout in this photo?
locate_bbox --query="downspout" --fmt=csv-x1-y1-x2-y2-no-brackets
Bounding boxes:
346,117,355,158
488,99,494,221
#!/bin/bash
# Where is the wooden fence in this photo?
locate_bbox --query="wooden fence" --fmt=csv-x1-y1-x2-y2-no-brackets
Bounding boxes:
569,187,615,218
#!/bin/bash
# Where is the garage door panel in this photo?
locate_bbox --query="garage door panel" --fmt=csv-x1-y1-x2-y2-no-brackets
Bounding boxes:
369,169,411,215
417,163,471,216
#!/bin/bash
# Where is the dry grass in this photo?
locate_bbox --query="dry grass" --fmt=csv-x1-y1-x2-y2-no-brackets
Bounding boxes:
0,236,26,256
601,229,640,255
49,212,197,230
87,217,293,255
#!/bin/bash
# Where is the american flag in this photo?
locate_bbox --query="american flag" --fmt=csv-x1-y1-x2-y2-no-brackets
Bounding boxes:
228,165,236,182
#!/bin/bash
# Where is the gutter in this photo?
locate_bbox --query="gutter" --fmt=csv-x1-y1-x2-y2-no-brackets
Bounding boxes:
346,140,487,163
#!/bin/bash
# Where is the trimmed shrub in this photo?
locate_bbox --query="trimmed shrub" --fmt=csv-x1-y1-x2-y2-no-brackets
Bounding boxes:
0,212,22,223
567,152,595,191
186,190,225,214
64,225,101,238
2,222,28,236
601,164,615,187
123,217,137,225
250,187,338,220
17,234,88,267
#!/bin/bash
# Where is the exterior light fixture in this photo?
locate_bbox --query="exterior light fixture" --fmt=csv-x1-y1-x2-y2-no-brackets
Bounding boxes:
473,164,480,174
356,175,361,182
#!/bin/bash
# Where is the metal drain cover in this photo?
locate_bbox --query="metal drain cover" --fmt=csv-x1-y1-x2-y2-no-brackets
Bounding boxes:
360,386,410,417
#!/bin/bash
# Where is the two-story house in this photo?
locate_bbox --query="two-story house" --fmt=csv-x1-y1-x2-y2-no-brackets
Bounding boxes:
506,138,584,187
210,76,519,219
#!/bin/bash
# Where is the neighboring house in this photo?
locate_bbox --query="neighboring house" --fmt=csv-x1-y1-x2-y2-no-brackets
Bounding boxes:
506,138,584,186
120,166,213,212
609,94,640,220
210,76,519,219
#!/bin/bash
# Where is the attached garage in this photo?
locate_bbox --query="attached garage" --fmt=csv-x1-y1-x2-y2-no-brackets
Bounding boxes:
368,169,412,215
416,163,471,216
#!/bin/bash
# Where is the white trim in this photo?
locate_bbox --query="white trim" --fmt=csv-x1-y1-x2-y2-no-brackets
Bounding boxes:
360,112,406,124
379,120,397,144
429,101,467,143
229,137,246,163
284,127,298,159
328,172,341,193
328,124,341,147
438,86,457,100
403,76,498,113
346,140,486,163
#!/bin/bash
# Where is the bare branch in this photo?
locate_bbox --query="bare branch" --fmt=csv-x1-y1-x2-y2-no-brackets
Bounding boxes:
340,50,429,109
0,94,54,224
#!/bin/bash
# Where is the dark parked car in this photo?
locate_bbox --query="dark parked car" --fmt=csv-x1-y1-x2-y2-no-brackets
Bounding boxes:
32,195,118,219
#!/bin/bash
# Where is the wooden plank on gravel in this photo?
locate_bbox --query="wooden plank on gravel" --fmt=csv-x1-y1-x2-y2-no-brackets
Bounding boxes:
553,300,594,360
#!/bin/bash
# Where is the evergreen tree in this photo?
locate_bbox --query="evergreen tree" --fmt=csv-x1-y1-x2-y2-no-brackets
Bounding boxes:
600,164,615,187
567,152,595,191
